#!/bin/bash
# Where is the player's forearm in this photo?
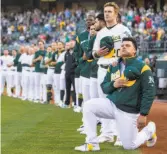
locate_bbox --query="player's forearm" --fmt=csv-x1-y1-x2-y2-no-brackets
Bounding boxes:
33,56,42,63
45,59,52,65
92,50,100,59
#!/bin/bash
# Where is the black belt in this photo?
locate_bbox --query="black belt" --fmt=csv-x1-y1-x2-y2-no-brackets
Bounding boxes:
48,67,55,69
100,65,108,69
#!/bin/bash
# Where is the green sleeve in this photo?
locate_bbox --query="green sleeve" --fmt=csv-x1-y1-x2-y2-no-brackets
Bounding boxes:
13,56,18,66
79,57,85,64
13,54,20,66
101,67,117,94
73,36,81,63
52,53,55,61
86,36,96,59
140,69,156,115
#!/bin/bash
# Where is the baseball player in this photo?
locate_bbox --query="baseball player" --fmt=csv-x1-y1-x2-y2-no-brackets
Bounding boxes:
45,42,58,103
40,46,52,103
87,14,106,99
75,37,157,152
28,47,36,101
0,50,14,96
52,42,66,106
7,49,17,96
62,41,76,108
32,40,45,103
92,2,131,145
13,46,24,98
74,15,95,113
19,46,31,100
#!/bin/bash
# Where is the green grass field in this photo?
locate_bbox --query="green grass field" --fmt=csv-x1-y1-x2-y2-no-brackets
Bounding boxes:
1,96,140,154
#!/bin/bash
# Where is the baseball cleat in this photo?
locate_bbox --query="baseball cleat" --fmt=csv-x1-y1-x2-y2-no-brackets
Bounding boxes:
97,135,114,143
74,106,82,113
80,130,86,135
146,121,157,147
77,125,84,132
114,138,123,146
75,143,100,152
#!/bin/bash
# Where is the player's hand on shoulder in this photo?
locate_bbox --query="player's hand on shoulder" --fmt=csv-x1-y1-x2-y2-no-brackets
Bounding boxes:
82,53,88,60
96,46,109,57
113,78,128,88
111,61,118,67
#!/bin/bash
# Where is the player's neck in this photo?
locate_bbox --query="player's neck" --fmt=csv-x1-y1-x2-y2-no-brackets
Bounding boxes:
106,20,117,28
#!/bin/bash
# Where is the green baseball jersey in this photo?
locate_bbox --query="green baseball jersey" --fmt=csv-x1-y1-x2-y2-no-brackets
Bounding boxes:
43,52,53,74
13,53,22,72
101,57,155,115
86,35,98,78
74,30,90,78
80,38,91,78
34,50,45,72
54,51,65,74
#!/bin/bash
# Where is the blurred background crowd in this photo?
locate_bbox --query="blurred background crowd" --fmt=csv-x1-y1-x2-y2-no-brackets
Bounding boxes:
1,0,167,53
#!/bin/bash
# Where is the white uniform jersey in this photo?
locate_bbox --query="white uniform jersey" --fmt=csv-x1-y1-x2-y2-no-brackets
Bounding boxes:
93,24,131,65
0,55,13,70
19,53,28,64
57,51,66,63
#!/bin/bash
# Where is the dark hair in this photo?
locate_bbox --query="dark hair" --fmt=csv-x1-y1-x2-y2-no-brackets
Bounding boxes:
37,39,45,44
96,13,105,22
122,37,137,51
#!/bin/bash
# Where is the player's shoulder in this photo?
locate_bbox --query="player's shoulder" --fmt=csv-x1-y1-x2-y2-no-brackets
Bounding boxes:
117,24,131,36
79,30,89,37
98,27,108,33
116,24,130,31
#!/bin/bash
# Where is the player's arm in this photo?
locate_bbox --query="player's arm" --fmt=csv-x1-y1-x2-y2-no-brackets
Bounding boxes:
92,33,109,59
33,55,43,63
73,36,81,63
7,57,14,67
50,53,57,66
139,65,156,116
101,66,117,94
45,58,52,65
86,36,96,60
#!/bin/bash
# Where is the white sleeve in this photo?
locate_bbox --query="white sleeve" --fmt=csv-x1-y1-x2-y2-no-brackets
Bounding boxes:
18,55,22,62
121,26,132,39
93,32,101,52
10,57,14,65
57,52,65,62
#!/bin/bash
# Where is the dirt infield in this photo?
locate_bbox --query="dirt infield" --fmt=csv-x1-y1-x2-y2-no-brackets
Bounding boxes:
141,101,167,154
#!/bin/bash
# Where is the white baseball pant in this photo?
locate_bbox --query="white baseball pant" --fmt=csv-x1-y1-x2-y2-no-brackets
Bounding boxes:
53,73,61,104
1,70,8,95
75,77,79,106
14,72,22,97
40,73,47,103
97,66,118,137
46,68,54,85
83,98,153,149
81,76,90,104
34,72,42,100
28,71,35,100
89,77,99,99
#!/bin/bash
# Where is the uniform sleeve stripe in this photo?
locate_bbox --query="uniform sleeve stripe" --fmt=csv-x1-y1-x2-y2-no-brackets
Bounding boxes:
76,36,79,43
141,65,151,74
107,67,110,72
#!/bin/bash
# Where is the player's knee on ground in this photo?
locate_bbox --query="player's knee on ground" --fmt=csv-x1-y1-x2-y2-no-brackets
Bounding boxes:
122,141,137,150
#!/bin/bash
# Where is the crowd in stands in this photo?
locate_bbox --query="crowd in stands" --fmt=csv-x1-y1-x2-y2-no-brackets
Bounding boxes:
1,3,167,51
